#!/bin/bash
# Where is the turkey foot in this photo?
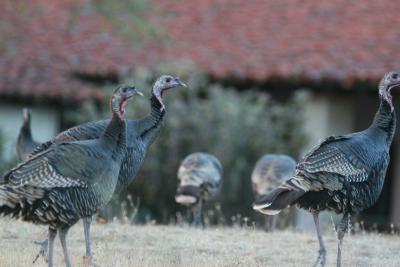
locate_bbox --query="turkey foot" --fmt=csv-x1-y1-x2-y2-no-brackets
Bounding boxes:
82,255,100,267
32,239,48,264
312,248,326,267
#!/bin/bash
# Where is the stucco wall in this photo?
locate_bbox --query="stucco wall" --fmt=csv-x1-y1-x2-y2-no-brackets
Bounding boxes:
301,92,354,153
0,103,59,160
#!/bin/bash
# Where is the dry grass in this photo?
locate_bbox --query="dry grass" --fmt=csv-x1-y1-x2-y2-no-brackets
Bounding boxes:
0,219,398,267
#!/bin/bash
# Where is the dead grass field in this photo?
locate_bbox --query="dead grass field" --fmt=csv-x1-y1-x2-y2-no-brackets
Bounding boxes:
0,219,398,267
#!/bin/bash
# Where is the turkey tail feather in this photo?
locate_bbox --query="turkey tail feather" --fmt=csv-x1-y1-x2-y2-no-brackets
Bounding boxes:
253,179,306,215
0,186,23,218
0,185,45,219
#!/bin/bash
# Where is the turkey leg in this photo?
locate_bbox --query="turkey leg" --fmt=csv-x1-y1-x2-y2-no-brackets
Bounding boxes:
83,216,93,258
270,215,278,231
312,212,326,267
192,198,203,227
59,227,72,267
336,214,350,267
47,228,57,267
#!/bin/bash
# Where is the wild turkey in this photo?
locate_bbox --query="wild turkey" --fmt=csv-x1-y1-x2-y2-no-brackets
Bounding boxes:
0,85,142,267
253,72,400,267
16,108,40,161
251,154,296,231
29,75,186,261
175,152,223,226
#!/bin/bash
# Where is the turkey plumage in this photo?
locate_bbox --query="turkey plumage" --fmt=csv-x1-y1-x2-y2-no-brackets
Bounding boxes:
251,154,296,230
175,152,223,226
29,75,186,261
253,72,400,267
30,75,186,191
0,85,142,267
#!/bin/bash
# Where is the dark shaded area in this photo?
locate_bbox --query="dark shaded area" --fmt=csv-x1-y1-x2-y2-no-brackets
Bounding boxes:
71,72,120,86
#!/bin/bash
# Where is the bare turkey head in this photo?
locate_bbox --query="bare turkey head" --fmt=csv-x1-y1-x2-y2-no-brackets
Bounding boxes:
22,108,31,123
379,72,400,112
153,75,187,111
111,85,143,119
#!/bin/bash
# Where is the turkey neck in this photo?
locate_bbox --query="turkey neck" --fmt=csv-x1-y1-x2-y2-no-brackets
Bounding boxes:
136,93,166,140
370,99,396,144
20,119,32,139
101,110,127,159
149,92,165,126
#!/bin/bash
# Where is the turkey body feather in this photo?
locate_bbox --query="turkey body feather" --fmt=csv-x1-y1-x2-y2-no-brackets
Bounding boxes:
253,71,400,267
29,95,164,193
15,76,185,266
1,120,125,230
0,85,141,267
294,129,390,214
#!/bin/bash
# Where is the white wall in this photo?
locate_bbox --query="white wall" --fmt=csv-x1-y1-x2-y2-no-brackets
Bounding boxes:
301,92,354,153
0,102,59,160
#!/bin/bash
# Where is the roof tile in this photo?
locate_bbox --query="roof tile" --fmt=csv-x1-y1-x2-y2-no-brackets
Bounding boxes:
145,0,400,85
0,0,135,103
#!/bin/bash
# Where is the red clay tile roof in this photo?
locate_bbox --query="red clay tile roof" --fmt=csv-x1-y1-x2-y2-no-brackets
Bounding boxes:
0,0,135,103
3,0,400,100
145,0,400,87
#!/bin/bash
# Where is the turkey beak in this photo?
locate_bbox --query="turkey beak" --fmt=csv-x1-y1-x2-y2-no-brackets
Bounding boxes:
175,77,187,88
135,89,144,97
130,87,144,98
